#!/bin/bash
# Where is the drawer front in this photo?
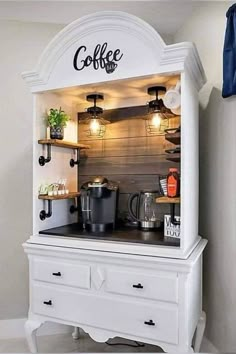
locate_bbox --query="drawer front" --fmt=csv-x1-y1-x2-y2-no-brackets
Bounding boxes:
32,259,90,289
106,269,178,303
33,284,178,345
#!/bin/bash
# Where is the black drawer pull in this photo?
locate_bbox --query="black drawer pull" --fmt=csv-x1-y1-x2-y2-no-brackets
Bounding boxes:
144,320,155,326
133,283,143,289
43,300,52,306
52,272,61,277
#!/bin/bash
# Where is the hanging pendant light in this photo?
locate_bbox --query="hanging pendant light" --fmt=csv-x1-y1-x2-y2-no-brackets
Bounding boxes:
81,94,109,138
145,86,175,135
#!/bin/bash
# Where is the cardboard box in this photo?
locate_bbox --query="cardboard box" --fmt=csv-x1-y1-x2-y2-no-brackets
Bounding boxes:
164,215,181,238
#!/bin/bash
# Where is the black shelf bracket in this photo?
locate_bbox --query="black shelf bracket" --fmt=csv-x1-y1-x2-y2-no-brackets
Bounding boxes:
70,195,81,214
170,203,180,226
39,144,51,166
70,205,79,214
70,149,80,167
40,200,52,220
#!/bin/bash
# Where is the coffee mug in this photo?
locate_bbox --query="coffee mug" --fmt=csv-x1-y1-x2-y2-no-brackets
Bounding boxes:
171,106,181,115
105,61,118,74
163,81,181,110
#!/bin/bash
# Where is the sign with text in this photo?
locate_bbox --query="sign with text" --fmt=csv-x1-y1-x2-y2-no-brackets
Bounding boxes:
164,215,181,239
73,42,123,74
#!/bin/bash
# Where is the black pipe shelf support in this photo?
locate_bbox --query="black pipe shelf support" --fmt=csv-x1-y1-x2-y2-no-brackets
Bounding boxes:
38,145,82,167
40,200,52,220
70,149,80,167
70,205,80,214
39,144,51,166
70,195,81,214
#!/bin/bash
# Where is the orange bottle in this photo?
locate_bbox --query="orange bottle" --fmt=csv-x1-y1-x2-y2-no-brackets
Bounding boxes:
167,168,180,198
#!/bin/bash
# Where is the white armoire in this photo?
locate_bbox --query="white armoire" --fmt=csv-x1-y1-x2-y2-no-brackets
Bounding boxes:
22,11,207,353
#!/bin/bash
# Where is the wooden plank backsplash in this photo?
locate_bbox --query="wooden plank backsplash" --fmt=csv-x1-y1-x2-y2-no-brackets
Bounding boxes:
78,112,180,218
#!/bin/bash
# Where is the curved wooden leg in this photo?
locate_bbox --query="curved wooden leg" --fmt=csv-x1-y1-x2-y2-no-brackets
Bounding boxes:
24,319,43,353
193,311,206,352
72,326,80,340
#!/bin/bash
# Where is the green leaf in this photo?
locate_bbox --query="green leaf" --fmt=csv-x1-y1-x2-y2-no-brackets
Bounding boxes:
46,107,70,128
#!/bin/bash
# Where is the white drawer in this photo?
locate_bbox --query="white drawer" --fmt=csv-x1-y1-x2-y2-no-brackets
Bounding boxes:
32,258,90,289
106,269,178,303
33,284,178,345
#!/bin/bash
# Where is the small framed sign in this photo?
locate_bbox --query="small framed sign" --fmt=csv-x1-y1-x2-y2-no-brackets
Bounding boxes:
164,215,181,239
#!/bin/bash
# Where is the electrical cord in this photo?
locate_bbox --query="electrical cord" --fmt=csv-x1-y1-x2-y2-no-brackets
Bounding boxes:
105,339,145,348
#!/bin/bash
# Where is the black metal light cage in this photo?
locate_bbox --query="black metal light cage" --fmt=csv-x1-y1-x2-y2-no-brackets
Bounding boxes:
145,86,175,135
79,94,109,138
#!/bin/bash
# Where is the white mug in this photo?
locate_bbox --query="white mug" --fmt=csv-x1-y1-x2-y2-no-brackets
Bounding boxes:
163,81,181,110
171,106,181,115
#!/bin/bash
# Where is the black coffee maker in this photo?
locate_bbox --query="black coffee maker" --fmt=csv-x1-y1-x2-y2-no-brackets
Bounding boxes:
80,176,119,232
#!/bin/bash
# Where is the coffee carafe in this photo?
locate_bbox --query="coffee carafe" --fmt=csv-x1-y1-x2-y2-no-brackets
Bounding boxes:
128,191,161,230
81,176,119,233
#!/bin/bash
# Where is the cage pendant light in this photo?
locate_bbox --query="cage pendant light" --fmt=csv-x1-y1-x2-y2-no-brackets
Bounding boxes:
145,86,174,135
85,94,109,138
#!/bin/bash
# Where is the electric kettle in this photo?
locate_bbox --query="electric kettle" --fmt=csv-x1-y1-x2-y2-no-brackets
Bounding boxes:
128,190,161,230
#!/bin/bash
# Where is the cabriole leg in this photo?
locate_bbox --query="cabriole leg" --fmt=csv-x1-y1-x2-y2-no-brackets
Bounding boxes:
24,320,43,353
72,327,80,340
193,311,206,352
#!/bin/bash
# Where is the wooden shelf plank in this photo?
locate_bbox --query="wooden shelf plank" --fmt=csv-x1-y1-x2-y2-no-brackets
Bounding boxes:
165,132,180,145
38,192,80,200
166,153,180,163
38,139,90,150
156,196,180,204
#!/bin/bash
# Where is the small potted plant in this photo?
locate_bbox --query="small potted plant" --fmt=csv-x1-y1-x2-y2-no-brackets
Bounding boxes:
46,107,70,140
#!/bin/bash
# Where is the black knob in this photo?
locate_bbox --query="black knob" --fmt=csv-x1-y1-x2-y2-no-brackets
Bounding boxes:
43,300,52,306
144,320,155,326
52,272,61,277
133,283,143,289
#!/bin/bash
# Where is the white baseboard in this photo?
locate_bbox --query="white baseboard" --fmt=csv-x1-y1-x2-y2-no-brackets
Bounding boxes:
0,318,72,340
200,336,219,353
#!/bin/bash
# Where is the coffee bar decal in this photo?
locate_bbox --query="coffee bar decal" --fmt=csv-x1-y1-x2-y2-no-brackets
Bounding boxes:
73,42,123,74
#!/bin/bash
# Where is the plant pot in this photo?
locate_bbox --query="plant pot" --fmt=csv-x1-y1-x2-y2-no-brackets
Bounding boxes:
50,126,64,140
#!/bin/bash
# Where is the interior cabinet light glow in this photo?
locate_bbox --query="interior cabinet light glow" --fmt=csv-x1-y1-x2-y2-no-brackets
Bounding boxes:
90,118,101,133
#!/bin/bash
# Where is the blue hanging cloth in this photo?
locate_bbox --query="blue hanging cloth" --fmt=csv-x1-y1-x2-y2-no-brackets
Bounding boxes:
222,4,236,98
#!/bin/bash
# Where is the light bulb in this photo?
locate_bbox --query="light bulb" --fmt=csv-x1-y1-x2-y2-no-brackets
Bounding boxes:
90,118,100,133
151,113,161,128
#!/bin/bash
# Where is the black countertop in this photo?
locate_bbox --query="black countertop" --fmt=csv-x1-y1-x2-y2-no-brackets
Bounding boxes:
39,223,180,247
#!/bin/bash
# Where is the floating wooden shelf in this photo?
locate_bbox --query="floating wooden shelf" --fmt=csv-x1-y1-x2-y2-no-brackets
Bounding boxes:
38,192,80,201
166,153,180,163
38,139,90,150
156,196,180,204
165,132,180,145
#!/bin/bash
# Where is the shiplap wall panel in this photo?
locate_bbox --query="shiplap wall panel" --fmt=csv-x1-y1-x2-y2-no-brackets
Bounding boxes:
78,111,180,217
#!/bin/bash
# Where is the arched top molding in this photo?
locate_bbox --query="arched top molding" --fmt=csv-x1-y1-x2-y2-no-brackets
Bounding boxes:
22,11,206,92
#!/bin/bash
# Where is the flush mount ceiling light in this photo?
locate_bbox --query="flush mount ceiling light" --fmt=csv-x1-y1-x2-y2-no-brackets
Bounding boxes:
80,94,110,138
145,86,175,135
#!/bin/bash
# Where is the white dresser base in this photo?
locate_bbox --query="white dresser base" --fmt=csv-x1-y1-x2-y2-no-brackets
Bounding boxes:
23,239,207,353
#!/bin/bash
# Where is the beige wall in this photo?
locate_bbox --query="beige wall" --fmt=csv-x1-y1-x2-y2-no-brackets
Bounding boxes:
175,2,236,352
0,20,63,319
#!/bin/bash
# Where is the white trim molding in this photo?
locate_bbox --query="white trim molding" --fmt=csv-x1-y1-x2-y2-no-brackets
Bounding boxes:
22,11,206,93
